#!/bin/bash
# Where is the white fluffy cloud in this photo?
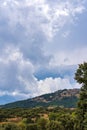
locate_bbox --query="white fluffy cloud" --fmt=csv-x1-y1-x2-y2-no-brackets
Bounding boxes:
37,77,80,95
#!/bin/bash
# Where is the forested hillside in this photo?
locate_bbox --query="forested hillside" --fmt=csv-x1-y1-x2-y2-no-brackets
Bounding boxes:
1,89,79,108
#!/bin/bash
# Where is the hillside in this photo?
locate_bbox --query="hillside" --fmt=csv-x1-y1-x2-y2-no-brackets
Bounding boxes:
1,89,80,108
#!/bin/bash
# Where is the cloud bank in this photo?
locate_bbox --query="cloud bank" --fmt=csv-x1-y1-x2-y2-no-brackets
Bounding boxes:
0,0,87,104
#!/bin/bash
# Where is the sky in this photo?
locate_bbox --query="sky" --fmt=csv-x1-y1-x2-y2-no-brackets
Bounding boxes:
0,0,87,105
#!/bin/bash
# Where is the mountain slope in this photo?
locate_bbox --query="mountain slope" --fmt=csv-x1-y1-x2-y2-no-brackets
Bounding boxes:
1,89,80,108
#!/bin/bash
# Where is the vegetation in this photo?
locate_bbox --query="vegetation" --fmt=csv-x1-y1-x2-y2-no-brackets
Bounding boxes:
0,62,87,130
0,107,76,130
75,62,87,130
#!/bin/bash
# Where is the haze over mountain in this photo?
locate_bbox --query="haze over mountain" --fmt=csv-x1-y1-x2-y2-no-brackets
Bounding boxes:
0,0,87,104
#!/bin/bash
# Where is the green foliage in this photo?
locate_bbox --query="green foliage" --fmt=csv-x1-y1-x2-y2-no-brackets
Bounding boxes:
83,112,87,130
0,106,84,130
22,118,34,124
47,120,63,130
37,118,48,130
0,123,20,130
75,62,87,130
75,62,87,85
26,124,38,130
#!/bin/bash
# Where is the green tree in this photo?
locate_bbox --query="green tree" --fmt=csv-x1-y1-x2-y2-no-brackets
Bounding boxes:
22,118,34,124
83,112,87,130
75,62,87,130
47,120,63,130
37,118,48,130
57,113,74,130
49,113,58,121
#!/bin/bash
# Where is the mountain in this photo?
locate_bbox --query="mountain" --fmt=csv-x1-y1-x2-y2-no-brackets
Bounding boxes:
1,89,80,108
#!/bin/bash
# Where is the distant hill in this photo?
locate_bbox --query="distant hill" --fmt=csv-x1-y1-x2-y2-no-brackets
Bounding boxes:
1,89,80,108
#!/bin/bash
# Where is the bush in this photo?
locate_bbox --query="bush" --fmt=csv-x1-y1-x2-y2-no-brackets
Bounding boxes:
47,120,63,130
37,118,48,130
26,124,38,130
0,123,20,130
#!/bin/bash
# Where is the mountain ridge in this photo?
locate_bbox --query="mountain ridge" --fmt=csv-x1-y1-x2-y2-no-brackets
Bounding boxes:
1,88,80,108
